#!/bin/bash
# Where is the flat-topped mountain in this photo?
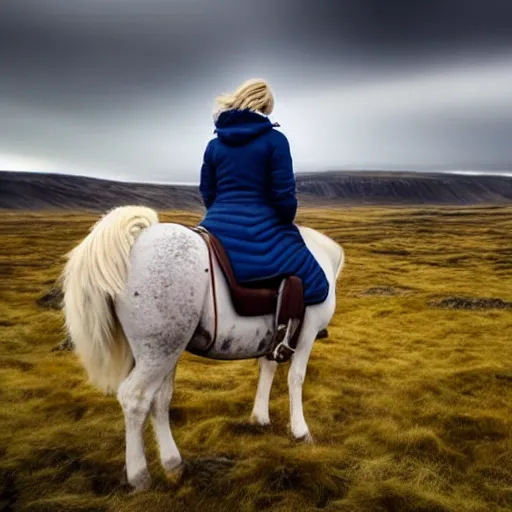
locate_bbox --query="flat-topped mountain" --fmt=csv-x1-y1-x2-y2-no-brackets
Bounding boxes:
1,170,511,210
296,171,512,205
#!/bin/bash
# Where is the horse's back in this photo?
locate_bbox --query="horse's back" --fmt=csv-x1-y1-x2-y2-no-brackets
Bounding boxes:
128,222,209,283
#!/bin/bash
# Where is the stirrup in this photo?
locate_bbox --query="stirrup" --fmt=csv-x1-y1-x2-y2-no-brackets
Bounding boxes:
269,319,299,364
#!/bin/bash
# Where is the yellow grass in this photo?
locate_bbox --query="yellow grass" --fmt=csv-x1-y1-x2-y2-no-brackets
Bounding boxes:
1,206,512,511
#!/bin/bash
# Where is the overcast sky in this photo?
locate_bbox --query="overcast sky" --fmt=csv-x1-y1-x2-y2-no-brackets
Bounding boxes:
1,0,511,183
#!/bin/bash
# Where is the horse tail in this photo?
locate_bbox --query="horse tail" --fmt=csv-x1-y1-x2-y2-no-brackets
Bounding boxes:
62,206,159,395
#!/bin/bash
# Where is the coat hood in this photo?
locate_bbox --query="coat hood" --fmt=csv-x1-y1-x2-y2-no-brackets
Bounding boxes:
214,109,276,146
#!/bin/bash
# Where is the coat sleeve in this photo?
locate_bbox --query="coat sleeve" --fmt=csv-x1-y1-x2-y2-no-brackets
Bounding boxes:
199,141,216,209
269,132,298,223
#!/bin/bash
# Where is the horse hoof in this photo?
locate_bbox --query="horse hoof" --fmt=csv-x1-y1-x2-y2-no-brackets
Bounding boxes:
249,413,270,427
129,470,152,493
165,462,184,485
294,432,314,444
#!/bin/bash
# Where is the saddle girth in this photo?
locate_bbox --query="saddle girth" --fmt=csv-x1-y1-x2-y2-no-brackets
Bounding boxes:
192,226,218,353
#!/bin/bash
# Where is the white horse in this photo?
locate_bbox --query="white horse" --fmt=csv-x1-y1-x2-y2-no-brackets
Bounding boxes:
62,205,345,491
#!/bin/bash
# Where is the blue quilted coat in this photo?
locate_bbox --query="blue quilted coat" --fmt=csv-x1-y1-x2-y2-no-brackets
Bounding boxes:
199,109,329,305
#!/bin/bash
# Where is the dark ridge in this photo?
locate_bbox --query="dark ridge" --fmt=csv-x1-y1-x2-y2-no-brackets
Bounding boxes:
0,171,203,211
295,171,512,206
1,170,511,210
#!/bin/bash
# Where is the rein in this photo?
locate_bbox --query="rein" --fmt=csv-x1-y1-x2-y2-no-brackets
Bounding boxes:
191,226,218,352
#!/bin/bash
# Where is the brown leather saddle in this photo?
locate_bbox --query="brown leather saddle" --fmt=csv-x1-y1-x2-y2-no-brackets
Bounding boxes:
194,227,279,316
192,226,305,362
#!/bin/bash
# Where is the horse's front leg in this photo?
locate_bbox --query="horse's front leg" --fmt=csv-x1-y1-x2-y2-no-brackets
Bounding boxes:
250,357,278,425
287,324,317,442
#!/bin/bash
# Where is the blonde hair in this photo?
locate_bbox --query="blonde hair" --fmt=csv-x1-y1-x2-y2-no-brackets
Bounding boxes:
214,78,274,119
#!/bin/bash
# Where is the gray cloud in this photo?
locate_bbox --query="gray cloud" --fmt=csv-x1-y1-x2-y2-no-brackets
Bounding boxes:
0,0,511,181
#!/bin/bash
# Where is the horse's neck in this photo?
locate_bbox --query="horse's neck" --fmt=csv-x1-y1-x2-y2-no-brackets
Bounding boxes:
298,225,340,282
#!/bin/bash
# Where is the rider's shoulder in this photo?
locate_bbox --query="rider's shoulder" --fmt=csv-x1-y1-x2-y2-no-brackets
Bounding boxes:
268,125,290,147
206,137,218,150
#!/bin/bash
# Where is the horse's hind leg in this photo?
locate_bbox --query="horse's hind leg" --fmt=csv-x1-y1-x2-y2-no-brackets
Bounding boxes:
250,357,278,426
150,366,182,479
115,224,209,490
117,357,175,491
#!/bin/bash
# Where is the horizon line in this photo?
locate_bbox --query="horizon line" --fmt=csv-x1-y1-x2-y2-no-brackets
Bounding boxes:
1,167,512,186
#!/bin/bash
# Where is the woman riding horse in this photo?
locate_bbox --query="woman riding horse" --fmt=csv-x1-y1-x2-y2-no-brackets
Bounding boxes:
199,78,329,352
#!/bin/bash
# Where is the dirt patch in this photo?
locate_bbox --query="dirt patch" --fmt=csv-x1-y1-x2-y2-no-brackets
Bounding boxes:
228,422,271,436
51,336,74,352
37,287,63,309
181,456,236,493
429,297,512,310
359,286,412,297
0,469,18,512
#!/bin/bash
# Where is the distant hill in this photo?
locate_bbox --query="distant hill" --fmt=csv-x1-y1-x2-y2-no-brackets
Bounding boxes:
296,171,512,205
1,170,511,210
0,171,203,211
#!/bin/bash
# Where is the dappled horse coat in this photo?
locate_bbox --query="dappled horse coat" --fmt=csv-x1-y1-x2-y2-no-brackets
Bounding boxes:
199,109,329,306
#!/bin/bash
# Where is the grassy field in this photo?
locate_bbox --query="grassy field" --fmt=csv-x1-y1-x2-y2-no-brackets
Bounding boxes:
1,206,512,512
